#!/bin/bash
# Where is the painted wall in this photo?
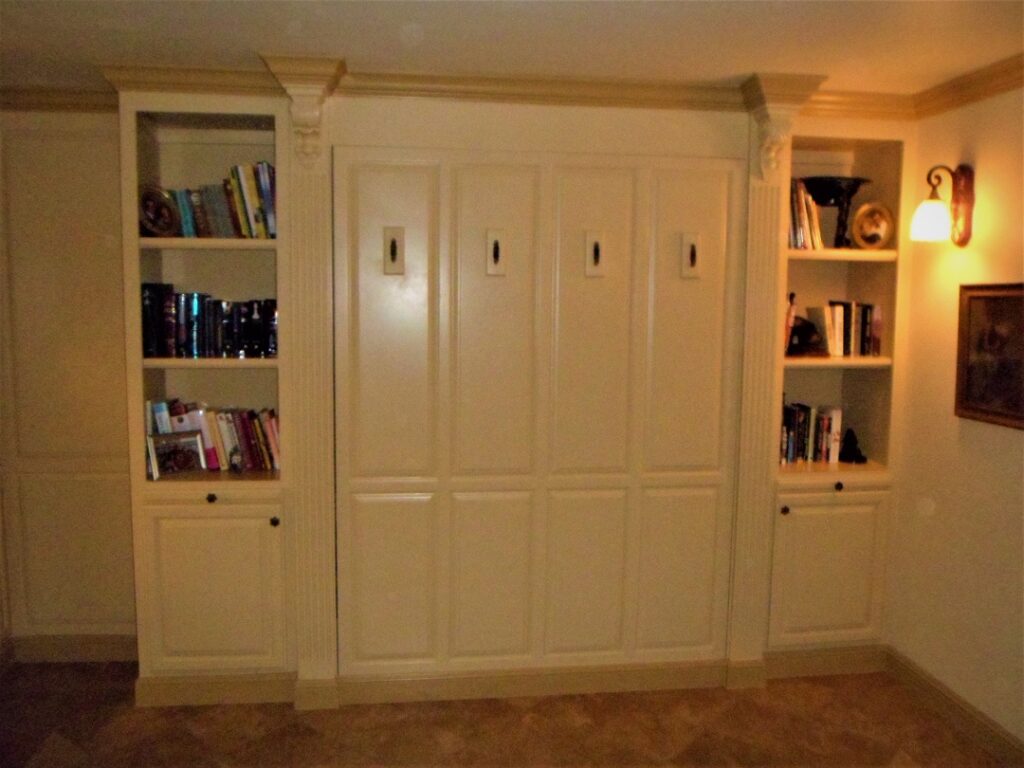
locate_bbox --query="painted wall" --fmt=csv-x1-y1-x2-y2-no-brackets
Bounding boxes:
0,111,135,643
890,88,1023,740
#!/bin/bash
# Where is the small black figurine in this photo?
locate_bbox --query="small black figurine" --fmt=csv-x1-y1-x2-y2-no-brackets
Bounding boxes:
839,428,868,464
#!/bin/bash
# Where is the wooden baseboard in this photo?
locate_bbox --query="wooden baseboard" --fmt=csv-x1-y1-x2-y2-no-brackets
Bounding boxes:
886,648,1024,766
336,660,728,705
766,644,888,679
12,634,137,663
135,672,297,707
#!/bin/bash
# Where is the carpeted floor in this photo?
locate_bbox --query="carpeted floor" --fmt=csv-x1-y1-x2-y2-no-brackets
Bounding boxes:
0,663,1008,767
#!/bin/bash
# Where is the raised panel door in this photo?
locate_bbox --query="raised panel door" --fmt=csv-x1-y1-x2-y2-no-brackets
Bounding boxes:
551,168,634,473
141,503,285,673
452,165,539,475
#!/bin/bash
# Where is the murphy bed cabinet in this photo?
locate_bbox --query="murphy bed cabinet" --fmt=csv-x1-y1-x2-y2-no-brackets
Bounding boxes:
118,93,292,680
769,129,909,649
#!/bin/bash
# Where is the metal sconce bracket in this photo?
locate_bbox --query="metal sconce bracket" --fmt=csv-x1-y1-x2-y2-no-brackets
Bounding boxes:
925,163,975,246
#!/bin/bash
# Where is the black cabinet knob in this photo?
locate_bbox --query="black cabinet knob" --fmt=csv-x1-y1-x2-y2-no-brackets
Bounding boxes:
780,505,790,515
834,481,844,492
270,516,280,527
206,493,217,504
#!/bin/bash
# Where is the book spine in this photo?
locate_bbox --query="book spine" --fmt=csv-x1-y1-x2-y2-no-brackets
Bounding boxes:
192,407,220,470
256,161,277,238
249,410,273,470
223,178,247,237
188,189,212,237
161,286,177,357
216,412,241,470
205,409,228,471
259,409,281,470
231,410,257,470
265,299,278,358
175,293,188,357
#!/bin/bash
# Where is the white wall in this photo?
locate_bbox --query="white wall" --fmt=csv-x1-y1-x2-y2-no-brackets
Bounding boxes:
890,88,1023,740
0,111,135,644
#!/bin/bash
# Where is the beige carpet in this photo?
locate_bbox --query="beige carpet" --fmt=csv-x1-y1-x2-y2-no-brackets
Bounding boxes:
0,663,1008,767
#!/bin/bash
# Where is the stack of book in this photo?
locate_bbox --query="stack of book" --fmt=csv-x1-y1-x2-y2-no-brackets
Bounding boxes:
805,302,880,357
158,162,276,239
141,283,277,359
145,399,280,479
789,179,824,250
780,402,843,465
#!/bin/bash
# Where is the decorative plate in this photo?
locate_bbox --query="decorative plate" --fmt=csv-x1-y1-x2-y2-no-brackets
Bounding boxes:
851,202,895,249
139,185,181,237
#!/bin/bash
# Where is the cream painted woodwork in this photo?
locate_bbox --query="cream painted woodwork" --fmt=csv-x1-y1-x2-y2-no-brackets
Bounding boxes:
138,501,287,672
769,490,888,647
115,92,293,680
335,144,743,676
0,111,135,639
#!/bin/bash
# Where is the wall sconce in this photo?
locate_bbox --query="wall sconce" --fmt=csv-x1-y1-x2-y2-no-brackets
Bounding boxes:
910,164,974,246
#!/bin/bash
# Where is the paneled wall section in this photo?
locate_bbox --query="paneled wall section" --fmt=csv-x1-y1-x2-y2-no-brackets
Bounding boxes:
335,149,744,675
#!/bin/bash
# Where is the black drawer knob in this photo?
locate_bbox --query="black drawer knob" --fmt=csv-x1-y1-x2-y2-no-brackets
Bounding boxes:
206,493,217,504
834,482,844,492
270,516,280,527
780,505,790,515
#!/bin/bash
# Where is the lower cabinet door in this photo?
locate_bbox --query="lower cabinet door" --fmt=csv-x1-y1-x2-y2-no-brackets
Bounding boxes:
138,503,286,674
769,490,887,647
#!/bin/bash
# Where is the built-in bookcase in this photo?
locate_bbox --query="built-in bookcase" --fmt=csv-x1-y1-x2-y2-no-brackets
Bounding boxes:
780,136,904,479
120,96,287,486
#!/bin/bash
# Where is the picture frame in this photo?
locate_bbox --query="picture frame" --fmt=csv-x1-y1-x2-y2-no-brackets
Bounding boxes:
147,430,207,479
139,184,181,237
851,202,895,250
955,283,1024,430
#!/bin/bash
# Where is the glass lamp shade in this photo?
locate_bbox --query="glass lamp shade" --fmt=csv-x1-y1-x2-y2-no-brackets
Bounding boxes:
910,198,952,242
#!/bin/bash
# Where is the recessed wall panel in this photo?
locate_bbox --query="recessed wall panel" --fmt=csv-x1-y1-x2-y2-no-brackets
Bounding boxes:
453,166,538,475
552,169,634,472
545,490,627,653
18,474,135,627
636,488,718,650
351,165,438,477
450,492,532,657
644,169,729,470
350,494,437,660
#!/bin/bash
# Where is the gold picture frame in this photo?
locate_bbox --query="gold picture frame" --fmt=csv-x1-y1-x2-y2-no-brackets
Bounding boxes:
851,202,895,250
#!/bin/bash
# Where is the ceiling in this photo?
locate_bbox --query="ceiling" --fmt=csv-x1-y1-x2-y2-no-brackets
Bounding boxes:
1,1,1022,96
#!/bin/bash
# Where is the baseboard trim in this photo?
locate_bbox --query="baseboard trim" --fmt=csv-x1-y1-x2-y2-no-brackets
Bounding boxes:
886,648,1024,766
135,672,297,707
294,678,340,710
12,634,137,663
766,644,889,679
336,660,727,705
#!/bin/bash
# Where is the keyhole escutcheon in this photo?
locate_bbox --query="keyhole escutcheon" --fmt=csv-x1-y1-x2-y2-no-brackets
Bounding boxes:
389,238,398,263
593,242,601,266
492,240,500,265
690,243,697,267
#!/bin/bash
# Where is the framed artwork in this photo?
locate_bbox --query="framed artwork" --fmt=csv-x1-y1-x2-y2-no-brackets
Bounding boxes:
147,430,207,479
955,283,1024,429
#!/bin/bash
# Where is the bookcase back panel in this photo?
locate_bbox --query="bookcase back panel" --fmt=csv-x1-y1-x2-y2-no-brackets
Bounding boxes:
142,249,277,301
144,369,278,414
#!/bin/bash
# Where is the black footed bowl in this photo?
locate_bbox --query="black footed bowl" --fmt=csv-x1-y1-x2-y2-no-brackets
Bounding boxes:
801,176,870,207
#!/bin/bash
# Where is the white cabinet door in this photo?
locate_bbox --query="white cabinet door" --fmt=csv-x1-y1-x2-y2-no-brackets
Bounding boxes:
137,502,286,674
769,490,887,647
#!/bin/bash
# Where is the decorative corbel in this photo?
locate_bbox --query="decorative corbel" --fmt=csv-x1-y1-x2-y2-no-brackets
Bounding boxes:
741,74,827,182
261,56,346,164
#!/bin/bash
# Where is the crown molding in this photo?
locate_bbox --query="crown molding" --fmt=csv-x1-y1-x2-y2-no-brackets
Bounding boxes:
914,53,1023,118
262,56,346,162
102,65,282,95
336,71,746,112
0,88,117,113
802,91,917,121
740,73,828,113
260,56,347,92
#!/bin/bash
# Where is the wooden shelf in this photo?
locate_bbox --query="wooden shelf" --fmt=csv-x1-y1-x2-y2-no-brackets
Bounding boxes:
140,237,276,251
146,469,280,483
784,356,892,370
777,459,892,490
143,358,278,370
787,248,897,263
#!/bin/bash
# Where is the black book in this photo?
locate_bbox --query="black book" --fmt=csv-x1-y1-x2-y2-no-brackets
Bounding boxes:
264,299,278,358
160,287,178,358
140,283,172,357
174,293,188,357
